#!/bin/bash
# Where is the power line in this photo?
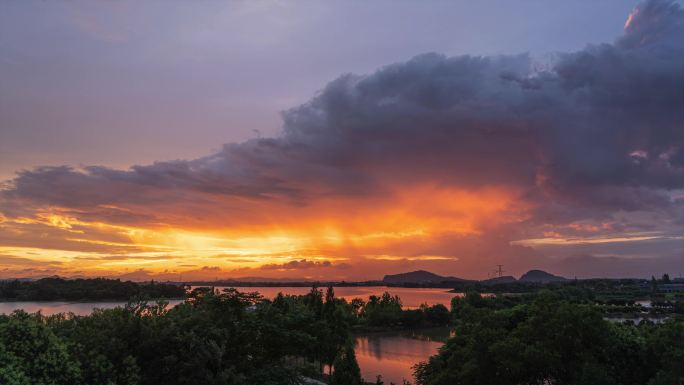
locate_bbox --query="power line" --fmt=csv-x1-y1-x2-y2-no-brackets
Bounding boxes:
495,265,505,278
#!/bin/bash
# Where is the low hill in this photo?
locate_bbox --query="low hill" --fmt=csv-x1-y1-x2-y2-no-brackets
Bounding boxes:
482,275,517,285
519,270,567,283
383,270,467,284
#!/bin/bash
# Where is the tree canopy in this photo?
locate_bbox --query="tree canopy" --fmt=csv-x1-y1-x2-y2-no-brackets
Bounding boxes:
0,278,185,301
415,291,684,385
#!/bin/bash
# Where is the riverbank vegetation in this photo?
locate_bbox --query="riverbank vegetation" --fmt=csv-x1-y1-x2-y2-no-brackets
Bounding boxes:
0,278,186,301
350,292,450,330
1,283,683,385
1,286,425,385
456,278,684,321
416,291,684,385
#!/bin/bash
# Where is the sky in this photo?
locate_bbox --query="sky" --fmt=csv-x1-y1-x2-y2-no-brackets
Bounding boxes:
1,0,683,281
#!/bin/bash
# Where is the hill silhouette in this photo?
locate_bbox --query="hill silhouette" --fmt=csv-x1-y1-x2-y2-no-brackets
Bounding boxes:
519,269,568,283
383,269,569,285
382,270,468,284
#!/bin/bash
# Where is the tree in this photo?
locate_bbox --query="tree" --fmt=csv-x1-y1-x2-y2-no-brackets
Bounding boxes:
272,292,289,312
364,292,402,326
423,304,450,326
0,343,31,385
330,344,362,385
0,311,81,385
0,278,185,301
324,285,336,318
305,285,324,316
415,294,664,385
320,286,352,375
350,298,365,317
646,320,684,384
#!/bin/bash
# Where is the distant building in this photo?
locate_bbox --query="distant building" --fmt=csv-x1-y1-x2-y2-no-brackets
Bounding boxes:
660,284,684,293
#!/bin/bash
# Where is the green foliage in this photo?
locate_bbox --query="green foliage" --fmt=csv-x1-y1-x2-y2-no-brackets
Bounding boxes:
350,292,455,329
0,287,356,385
422,304,450,326
400,309,425,328
674,300,684,315
0,278,186,301
0,311,81,385
5,283,683,385
330,344,362,385
363,292,403,327
645,320,684,384
415,292,684,385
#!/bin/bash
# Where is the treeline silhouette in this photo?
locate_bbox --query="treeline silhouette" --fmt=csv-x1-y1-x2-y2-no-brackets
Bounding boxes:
414,291,684,385
0,277,186,301
1,285,683,384
0,286,379,385
348,292,450,330
441,277,671,294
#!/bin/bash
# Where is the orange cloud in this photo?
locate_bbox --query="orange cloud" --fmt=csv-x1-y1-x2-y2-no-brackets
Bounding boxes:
0,183,530,279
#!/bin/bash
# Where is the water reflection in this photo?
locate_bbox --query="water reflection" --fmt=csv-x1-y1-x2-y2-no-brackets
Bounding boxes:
355,328,450,384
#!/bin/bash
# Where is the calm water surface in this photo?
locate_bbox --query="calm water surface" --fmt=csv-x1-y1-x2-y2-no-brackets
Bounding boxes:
355,328,449,384
0,300,185,316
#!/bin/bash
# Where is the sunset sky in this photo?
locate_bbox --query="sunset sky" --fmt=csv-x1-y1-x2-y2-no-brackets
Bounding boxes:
1,0,684,281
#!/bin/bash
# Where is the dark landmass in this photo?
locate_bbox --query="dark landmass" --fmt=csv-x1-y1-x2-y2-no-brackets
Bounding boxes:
382,270,469,285
2,270,679,304
0,277,186,301
0,285,452,384
518,269,568,283
183,269,666,290
1,281,683,385
415,291,684,385
381,269,565,286
481,275,517,285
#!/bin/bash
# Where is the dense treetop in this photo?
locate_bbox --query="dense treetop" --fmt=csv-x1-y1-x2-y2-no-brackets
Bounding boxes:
0,278,186,301
0,280,683,385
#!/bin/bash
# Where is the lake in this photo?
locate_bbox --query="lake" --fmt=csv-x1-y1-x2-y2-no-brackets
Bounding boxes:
0,286,456,384
0,286,460,316
212,286,461,309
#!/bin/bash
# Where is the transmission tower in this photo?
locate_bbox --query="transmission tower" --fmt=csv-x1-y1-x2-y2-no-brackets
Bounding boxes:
495,265,505,278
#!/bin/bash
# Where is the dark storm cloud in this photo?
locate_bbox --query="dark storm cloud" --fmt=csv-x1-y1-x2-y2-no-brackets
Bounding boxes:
1,0,683,232
274,0,684,211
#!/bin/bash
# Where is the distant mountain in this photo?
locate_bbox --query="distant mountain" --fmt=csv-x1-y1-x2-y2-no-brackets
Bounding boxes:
383,270,467,284
519,270,568,283
482,275,517,285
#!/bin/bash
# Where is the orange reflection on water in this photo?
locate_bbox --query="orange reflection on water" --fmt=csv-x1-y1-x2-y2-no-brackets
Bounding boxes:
355,329,448,384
